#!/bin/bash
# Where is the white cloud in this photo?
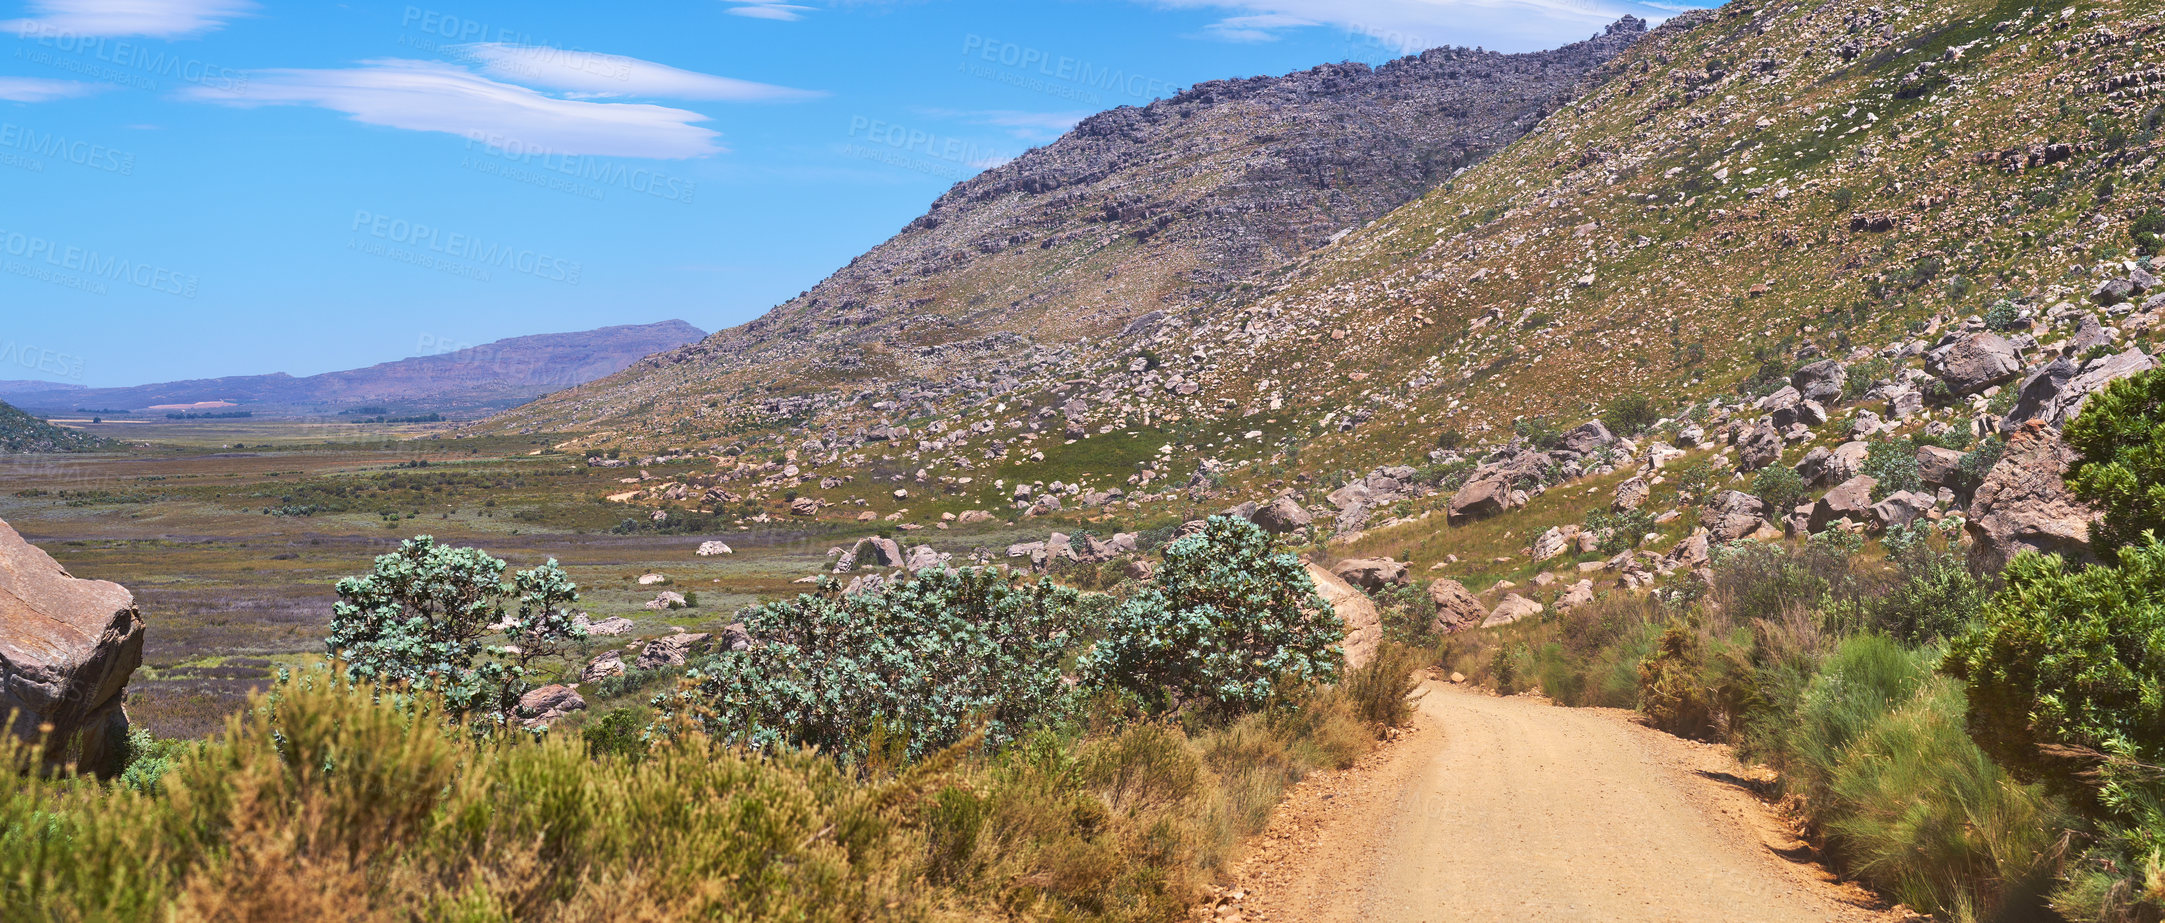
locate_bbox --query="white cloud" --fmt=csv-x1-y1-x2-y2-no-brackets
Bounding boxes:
2,0,253,39
0,76,103,102
1147,0,1674,54
182,60,724,159
916,108,1088,140
725,1,814,21
454,43,824,102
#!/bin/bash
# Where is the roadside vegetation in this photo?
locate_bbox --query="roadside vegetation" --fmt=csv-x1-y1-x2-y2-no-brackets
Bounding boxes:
5,517,1418,921
1438,370,2165,923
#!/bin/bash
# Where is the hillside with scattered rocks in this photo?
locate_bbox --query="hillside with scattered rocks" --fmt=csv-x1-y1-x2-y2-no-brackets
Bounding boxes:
0,400,104,454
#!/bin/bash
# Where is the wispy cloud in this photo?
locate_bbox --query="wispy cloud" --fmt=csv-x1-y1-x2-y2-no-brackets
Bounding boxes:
0,76,104,102
2,0,254,38
725,1,814,21
454,43,824,102
915,108,1088,140
182,60,723,159
1147,0,1668,53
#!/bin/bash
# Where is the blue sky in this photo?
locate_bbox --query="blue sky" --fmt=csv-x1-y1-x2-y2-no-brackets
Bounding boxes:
0,0,1693,387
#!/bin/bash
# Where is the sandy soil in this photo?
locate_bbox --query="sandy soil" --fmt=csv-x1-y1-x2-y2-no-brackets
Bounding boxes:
1204,680,1907,923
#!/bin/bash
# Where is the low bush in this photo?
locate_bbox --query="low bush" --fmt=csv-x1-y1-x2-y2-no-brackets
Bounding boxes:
2064,368,2165,557
1602,393,1662,438
1343,643,1425,731
1861,437,1925,500
1750,464,1809,519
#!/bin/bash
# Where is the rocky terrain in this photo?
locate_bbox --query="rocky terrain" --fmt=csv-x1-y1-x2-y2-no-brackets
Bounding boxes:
0,400,105,454
0,320,704,420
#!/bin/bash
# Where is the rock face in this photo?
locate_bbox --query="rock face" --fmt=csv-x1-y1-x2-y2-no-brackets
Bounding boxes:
1613,476,1650,512
1967,423,2100,570
1428,579,1485,632
1702,491,1769,543
0,517,143,774
1305,563,1380,670
1331,558,1408,591
2002,348,2156,431
1253,496,1313,534
1926,332,2023,396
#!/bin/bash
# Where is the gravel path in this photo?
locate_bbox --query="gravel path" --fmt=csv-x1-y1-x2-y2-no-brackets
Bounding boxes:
1214,682,1899,923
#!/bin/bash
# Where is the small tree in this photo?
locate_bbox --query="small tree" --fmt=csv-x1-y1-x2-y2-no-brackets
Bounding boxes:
2065,368,2165,558
1602,393,1661,438
1861,437,1923,500
1749,464,1808,518
326,535,583,728
1082,516,1343,715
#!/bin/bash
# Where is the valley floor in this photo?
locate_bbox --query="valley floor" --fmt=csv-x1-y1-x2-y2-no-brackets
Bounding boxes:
1218,681,1896,923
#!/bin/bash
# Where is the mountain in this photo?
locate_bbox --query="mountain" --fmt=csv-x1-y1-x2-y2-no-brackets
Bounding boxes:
486,20,1650,437
2,321,705,420
480,0,2165,535
0,401,104,453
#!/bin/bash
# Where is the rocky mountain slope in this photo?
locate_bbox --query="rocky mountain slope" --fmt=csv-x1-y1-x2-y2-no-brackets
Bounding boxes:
2,321,704,420
486,20,1651,439
0,401,104,453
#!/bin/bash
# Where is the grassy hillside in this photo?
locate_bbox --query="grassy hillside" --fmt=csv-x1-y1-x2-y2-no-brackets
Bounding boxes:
0,400,105,453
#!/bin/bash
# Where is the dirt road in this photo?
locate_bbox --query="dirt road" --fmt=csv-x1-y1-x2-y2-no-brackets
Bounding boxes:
1216,682,1896,923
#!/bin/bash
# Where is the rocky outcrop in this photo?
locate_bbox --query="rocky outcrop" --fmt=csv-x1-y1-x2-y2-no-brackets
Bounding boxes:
1791,360,1847,405
1482,594,1544,628
0,517,143,774
1702,491,1769,543
1332,558,1408,591
1967,423,2099,570
1252,496,1313,534
2001,348,2155,431
1448,476,1515,525
1305,563,1380,670
634,632,711,670
1926,332,2023,396
1428,579,1484,632
515,684,587,727
1809,476,1878,533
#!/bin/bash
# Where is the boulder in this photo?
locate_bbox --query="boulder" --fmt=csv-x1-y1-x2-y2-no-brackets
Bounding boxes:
1554,580,1596,613
1702,490,1769,543
1870,491,1936,531
1428,579,1484,633
789,496,819,516
853,537,905,568
1809,476,1879,533
1304,563,1380,670
634,632,712,670
904,545,948,571
1916,446,1967,491
956,510,996,525
1792,360,1847,405
0,518,143,774
1560,420,1617,456
696,541,733,556
2002,348,2156,431
1664,530,1713,571
1926,332,2023,396
1613,476,1650,512
1252,496,1313,534
1447,476,1513,525
1332,558,1408,591
576,615,636,636
1482,594,1545,628
1737,425,1784,472
1529,526,1578,562
1967,423,2100,571
643,591,687,611
515,684,587,726
581,654,625,683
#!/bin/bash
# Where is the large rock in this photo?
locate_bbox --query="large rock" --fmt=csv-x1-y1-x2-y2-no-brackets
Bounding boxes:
2002,348,2156,431
1529,526,1578,562
0,518,143,774
1870,491,1936,531
1252,496,1313,534
1915,446,1967,491
1737,424,1784,472
1808,476,1878,533
634,632,711,670
696,541,733,556
1304,563,1380,670
1926,332,2024,396
1428,579,1484,633
515,684,587,727
1702,490,1769,543
1560,420,1617,456
1613,476,1650,512
1447,476,1512,525
853,536,906,568
1332,558,1408,591
1967,423,2101,570
1482,594,1544,628
1554,580,1596,613
1791,360,1848,405
1799,441,1869,487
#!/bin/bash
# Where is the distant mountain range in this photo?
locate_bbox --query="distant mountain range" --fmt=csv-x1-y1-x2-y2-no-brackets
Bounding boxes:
0,320,704,420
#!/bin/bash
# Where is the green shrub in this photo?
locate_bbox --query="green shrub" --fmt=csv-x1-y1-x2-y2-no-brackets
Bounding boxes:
1585,508,1658,555
324,535,584,727
581,707,650,761
1513,416,1566,451
1825,548,1990,645
1343,643,1424,731
1750,464,1808,518
1602,393,1662,438
2064,368,2165,557
1844,357,1894,404
1083,516,1343,716
666,566,1090,763
1983,299,2028,332
1861,438,1924,500
2131,206,2165,254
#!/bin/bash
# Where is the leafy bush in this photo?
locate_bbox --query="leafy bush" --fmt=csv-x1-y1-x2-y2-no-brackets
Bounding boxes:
1513,416,1566,451
2132,206,2165,254
1861,437,1924,500
581,706,650,761
324,535,584,727
1844,357,1894,404
2064,368,2165,557
1954,435,2006,499
1983,299,2028,332
666,566,1089,763
1082,516,1343,716
1750,464,1808,518
1343,643,1424,731
1669,457,1725,505
1601,393,1662,438
1585,508,1658,555
1825,547,1990,645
